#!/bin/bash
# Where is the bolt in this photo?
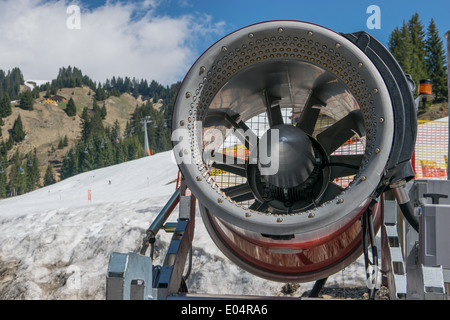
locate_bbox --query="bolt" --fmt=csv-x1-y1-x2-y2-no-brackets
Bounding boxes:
185,92,191,98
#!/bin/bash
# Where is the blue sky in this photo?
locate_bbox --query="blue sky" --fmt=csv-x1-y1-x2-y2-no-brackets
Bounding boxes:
149,0,449,50
0,0,448,85
83,0,449,51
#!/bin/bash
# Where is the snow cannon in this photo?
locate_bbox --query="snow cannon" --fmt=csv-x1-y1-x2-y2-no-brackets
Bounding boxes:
171,20,417,283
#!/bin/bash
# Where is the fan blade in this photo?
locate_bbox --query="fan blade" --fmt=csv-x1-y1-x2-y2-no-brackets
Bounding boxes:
316,110,364,154
263,90,283,127
232,193,255,202
328,154,363,180
205,152,247,177
212,162,246,177
249,200,269,212
296,91,326,135
318,182,344,204
223,183,254,202
225,114,259,151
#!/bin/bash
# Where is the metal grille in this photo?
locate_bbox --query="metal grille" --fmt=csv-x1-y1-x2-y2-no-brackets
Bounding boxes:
210,108,366,206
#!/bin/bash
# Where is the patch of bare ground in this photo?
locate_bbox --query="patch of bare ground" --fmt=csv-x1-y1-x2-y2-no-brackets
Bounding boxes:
0,86,150,183
0,257,24,299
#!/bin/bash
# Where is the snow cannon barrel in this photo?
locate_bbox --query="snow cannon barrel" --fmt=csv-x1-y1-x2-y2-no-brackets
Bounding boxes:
171,21,417,282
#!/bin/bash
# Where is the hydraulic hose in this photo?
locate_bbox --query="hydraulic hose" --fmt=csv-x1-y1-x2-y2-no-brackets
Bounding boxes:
390,181,419,232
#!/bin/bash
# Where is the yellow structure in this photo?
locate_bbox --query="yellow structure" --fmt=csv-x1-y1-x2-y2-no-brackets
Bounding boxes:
41,98,57,105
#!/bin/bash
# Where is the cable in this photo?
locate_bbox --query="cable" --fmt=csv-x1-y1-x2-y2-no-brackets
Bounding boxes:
398,201,419,232
391,181,419,232
361,199,379,300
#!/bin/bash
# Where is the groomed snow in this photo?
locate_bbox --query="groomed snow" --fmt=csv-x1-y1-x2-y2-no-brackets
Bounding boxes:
0,151,370,299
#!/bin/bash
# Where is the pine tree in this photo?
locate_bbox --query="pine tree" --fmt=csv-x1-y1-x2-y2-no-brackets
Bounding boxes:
0,156,6,198
95,83,107,101
97,139,113,167
0,167,6,198
0,93,12,118
80,141,96,172
19,90,34,110
8,150,27,196
58,138,65,149
90,107,105,139
66,97,77,117
0,141,8,158
408,13,428,90
114,142,126,164
10,115,26,143
388,26,402,58
80,107,91,143
388,23,413,75
0,94,11,117
425,18,448,101
100,103,107,120
32,87,40,99
31,149,40,188
0,68,24,100
61,147,79,179
111,120,121,142
43,164,56,186
25,149,40,191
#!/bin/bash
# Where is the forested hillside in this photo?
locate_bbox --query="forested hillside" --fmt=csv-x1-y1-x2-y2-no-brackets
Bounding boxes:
0,66,179,199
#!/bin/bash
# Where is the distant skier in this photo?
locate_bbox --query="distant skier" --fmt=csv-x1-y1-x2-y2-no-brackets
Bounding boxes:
109,180,111,185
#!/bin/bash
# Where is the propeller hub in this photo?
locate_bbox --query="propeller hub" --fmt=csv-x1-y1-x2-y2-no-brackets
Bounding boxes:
260,124,316,188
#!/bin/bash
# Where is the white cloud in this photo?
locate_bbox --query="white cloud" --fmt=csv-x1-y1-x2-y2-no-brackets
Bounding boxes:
0,0,225,85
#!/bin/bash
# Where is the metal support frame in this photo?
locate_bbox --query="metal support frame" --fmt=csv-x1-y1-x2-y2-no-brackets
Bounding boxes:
107,178,450,300
106,252,153,300
382,180,450,299
106,180,196,300
152,188,196,299
381,197,407,299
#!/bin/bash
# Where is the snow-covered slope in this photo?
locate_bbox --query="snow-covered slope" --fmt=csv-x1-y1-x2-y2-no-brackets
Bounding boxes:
0,151,369,299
